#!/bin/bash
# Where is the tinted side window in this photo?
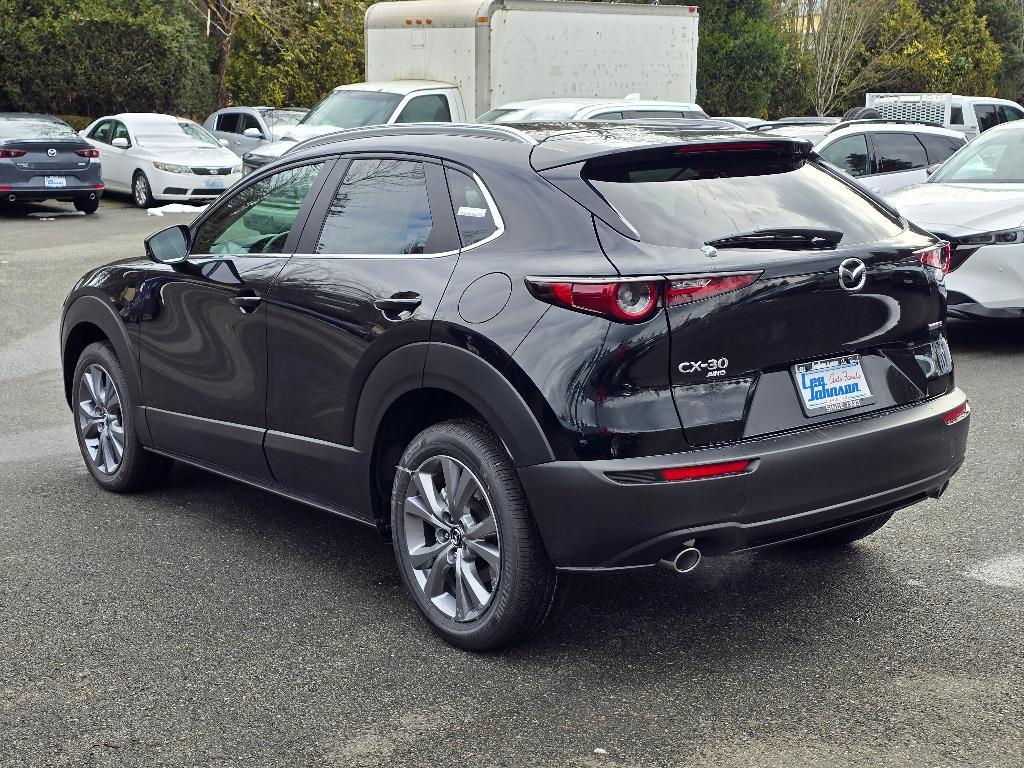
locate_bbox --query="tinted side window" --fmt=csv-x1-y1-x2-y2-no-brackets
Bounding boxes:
395,95,452,123
446,167,499,247
591,111,624,120
239,114,263,135
193,163,323,255
90,120,112,144
873,133,928,173
629,110,685,119
216,113,241,133
951,105,964,125
316,159,438,255
919,134,965,165
1000,105,1024,122
112,121,131,147
975,104,1001,132
819,134,869,177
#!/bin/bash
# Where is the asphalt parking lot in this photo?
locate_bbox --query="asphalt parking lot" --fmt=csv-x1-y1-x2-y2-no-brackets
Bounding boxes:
1,197,1021,768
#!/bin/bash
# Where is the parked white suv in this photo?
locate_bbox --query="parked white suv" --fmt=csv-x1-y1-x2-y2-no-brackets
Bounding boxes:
866,93,1024,139
756,120,967,194
477,97,709,123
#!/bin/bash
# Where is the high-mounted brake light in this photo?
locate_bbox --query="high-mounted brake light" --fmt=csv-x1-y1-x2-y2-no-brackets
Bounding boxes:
665,273,761,305
914,241,951,275
675,142,783,154
660,459,752,482
0,149,26,159
942,400,970,426
75,148,100,158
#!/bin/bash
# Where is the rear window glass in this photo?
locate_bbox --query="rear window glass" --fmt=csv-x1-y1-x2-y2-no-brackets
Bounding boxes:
584,152,903,249
0,118,76,139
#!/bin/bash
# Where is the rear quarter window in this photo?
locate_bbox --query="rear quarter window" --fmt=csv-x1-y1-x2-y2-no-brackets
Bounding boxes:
584,151,903,249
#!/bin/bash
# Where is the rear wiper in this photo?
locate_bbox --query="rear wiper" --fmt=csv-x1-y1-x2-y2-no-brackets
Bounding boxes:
705,227,844,250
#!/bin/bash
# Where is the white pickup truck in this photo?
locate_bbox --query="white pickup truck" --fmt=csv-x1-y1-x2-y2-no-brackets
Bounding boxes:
866,93,1024,140
243,0,700,171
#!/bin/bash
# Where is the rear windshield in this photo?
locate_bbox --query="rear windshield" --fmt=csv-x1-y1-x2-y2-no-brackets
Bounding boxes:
0,117,76,140
585,153,904,248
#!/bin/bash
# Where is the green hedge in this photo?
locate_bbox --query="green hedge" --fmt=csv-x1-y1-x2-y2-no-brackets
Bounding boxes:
0,1,216,121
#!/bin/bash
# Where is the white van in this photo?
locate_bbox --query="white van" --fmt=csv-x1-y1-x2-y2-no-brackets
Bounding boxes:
865,93,1024,140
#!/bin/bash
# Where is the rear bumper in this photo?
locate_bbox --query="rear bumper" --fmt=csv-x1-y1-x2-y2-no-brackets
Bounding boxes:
2,186,103,203
519,389,970,569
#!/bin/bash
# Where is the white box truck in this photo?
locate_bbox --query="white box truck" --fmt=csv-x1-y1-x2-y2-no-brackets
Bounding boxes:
365,0,700,119
243,0,700,170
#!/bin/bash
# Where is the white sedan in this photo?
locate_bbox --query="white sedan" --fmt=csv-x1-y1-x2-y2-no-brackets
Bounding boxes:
887,121,1024,321
81,113,242,208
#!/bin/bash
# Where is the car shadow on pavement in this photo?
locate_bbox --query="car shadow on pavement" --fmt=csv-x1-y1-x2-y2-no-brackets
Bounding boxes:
946,317,1024,353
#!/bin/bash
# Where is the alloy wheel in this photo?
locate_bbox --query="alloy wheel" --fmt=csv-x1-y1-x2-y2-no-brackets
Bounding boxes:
77,364,124,475
134,176,148,206
401,455,501,622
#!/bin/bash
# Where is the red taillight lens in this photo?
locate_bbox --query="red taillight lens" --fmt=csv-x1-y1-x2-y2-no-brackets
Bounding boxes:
942,400,970,425
0,149,26,158
75,148,100,158
526,279,661,323
665,272,761,305
914,242,951,275
660,459,752,482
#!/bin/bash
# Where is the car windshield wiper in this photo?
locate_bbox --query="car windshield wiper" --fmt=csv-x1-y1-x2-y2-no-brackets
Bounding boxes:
705,227,844,250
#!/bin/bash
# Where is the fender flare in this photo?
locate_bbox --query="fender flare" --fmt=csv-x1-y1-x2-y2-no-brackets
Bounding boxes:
61,294,146,437
352,343,555,467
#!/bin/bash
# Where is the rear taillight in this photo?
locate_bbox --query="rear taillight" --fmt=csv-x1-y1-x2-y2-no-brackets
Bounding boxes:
942,400,970,425
526,272,761,323
75,148,100,158
0,149,26,158
914,241,951,275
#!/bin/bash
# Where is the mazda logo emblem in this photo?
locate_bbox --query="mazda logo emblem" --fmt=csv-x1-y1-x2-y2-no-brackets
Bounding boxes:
839,258,867,292
47,148,56,157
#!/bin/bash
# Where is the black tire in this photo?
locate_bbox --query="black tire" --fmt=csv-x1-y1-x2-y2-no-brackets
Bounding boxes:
391,418,559,651
72,342,172,492
802,513,894,548
74,197,99,214
132,171,154,208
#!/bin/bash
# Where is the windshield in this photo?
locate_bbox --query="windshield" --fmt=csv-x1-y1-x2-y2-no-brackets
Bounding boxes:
478,105,582,123
137,120,220,147
299,91,402,128
262,109,306,128
0,118,77,140
930,126,1024,183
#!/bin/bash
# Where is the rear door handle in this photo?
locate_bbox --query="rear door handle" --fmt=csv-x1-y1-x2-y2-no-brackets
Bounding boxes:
374,293,422,314
229,290,262,313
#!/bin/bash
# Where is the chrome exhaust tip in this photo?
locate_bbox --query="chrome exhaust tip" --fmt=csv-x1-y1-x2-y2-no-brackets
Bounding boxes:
659,546,701,574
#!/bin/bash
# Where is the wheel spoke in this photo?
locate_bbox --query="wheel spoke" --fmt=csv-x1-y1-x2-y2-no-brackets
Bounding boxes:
460,558,493,607
424,551,453,598
404,494,449,532
83,368,101,403
108,431,124,463
408,541,450,570
108,421,125,440
412,469,446,519
454,551,471,621
448,465,477,517
78,400,100,420
100,432,118,473
465,513,496,541
465,538,500,568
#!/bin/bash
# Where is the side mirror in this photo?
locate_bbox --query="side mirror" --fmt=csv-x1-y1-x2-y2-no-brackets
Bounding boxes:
111,136,129,149
243,127,264,139
219,138,230,146
145,224,190,264
925,163,941,177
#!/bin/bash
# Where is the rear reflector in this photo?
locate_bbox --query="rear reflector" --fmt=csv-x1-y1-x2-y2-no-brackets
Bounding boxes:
914,241,951,275
665,273,761,305
0,149,26,158
942,400,970,425
94,184,105,189
660,460,751,482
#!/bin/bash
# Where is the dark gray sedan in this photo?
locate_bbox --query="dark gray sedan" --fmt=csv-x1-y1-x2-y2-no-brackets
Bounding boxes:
0,113,104,213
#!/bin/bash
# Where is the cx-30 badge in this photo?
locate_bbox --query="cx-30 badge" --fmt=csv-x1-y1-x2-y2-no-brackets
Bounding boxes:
47,148,56,157
839,258,867,292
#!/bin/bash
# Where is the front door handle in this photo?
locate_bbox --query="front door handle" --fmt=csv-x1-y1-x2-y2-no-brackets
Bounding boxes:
229,290,262,314
374,293,422,316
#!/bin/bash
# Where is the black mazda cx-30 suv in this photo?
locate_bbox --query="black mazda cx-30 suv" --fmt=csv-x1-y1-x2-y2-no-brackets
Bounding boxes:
61,123,970,649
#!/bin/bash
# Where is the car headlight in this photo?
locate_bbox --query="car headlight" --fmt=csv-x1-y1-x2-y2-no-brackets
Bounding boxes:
153,162,190,174
231,164,242,174
960,228,1024,245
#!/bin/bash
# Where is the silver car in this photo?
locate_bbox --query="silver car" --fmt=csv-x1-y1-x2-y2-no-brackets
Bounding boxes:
203,106,307,157
0,113,104,214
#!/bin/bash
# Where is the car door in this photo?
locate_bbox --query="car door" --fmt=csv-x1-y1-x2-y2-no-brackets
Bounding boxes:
102,121,136,191
234,112,266,154
392,93,454,123
866,132,930,193
210,110,241,149
263,155,462,509
86,120,118,188
139,159,333,478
